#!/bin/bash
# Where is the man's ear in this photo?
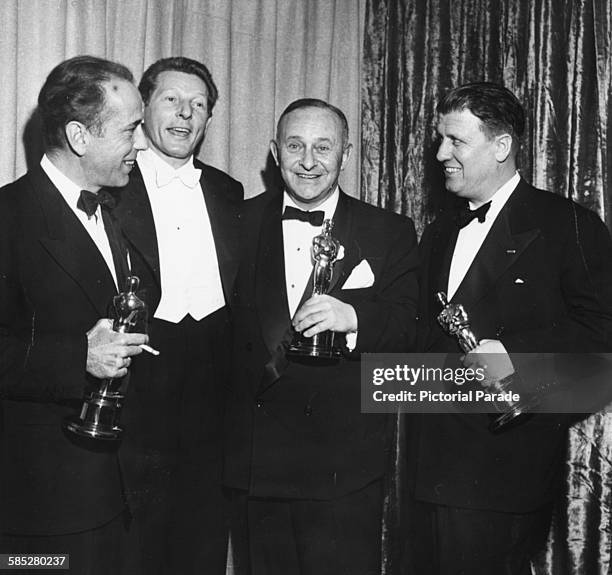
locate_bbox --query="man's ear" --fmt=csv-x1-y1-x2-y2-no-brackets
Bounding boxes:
64,121,89,157
270,140,280,166
203,116,213,138
340,143,353,171
494,133,513,163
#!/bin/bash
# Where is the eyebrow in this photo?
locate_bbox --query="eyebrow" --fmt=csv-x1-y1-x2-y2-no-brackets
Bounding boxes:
158,88,207,98
125,119,142,130
285,136,334,143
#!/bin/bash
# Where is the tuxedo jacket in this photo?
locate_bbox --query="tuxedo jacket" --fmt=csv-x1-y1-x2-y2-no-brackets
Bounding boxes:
410,179,612,512
113,160,243,487
0,167,126,535
223,189,419,500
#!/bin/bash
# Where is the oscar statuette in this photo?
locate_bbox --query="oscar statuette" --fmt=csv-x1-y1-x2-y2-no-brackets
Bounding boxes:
64,276,148,440
288,219,342,359
436,292,540,430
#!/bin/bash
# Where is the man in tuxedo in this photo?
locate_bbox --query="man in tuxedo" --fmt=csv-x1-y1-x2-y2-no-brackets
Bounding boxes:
0,56,148,573
114,57,243,574
407,82,612,574
224,98,419,575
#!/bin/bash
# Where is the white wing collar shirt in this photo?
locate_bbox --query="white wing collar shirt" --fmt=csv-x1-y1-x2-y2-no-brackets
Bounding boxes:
40,154,119,289
137,147,225,323
282,188,339,318
447,171,521,300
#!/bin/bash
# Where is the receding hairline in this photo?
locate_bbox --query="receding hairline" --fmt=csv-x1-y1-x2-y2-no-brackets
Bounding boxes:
94,77,140,126
436,106,497,136
148,70,209,97
275,105,349,144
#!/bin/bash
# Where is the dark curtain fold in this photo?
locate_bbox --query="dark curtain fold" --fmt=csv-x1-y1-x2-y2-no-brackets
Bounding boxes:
362,1,612,573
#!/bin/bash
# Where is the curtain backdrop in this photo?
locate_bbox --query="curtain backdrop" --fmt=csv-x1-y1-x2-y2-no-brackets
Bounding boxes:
362,1,612,574
0,0,365,198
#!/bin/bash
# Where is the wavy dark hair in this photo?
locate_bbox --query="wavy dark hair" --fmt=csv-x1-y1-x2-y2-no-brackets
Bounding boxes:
437,82,525,152
38,55,134,150
139,57,218,113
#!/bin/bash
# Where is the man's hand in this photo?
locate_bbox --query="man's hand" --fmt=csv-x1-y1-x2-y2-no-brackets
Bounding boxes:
463,339,515,386
86,319,149,379
292,295,358,338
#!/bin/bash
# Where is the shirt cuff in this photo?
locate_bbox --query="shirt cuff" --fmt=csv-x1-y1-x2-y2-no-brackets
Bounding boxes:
345,331,358,351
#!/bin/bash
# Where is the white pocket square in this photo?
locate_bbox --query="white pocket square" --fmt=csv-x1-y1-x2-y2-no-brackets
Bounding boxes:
342,259,375,289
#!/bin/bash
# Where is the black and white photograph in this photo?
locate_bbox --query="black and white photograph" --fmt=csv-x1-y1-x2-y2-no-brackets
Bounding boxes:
0,1,611,574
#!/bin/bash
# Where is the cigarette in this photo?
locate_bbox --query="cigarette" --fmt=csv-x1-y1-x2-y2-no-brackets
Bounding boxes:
140,344,160,356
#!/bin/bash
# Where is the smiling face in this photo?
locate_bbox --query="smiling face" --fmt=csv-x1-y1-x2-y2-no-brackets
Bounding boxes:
271,106,352,209
143,70,212,168
436,108,514,205
82,79,146,190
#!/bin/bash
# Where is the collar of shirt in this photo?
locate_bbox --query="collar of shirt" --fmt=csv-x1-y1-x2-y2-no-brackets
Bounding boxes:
41,154,96,217
466,171,521,226
138,147,201,189
282,187,340,224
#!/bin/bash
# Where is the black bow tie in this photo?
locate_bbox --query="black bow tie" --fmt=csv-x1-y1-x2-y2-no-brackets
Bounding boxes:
282,205,325,226
77,189,116,218
455,201,491,229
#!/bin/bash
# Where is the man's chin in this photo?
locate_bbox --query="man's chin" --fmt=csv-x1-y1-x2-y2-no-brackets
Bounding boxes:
111,174,130,188
445,185,466,197
163,142,197,159
287,187,332,208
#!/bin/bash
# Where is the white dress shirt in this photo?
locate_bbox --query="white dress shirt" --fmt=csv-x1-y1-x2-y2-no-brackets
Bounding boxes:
447,172,520,299
40,154,119,289
137,148,225,322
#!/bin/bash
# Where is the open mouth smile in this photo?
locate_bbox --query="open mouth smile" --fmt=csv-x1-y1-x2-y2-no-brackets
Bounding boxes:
296,173,322,179
167,127,191,137
444,167,461,175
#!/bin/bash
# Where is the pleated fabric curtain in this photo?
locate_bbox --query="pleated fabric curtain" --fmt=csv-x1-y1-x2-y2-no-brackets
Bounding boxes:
0,0,365,199
362,1,612,574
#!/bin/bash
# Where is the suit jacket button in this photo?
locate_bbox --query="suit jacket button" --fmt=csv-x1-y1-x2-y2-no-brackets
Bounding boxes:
304,406,313,416
256,401,263,408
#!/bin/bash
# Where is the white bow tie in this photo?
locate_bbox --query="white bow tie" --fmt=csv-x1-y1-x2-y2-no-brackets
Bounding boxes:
156,164,201,188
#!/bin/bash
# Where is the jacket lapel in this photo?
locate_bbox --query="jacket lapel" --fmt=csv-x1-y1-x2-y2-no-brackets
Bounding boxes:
326,191,355,294
115,165,161,288
451,182,540,309
31,168,117,317
428,211,459,297
419,211,458,349
255,193,292,359
198,162,241,302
